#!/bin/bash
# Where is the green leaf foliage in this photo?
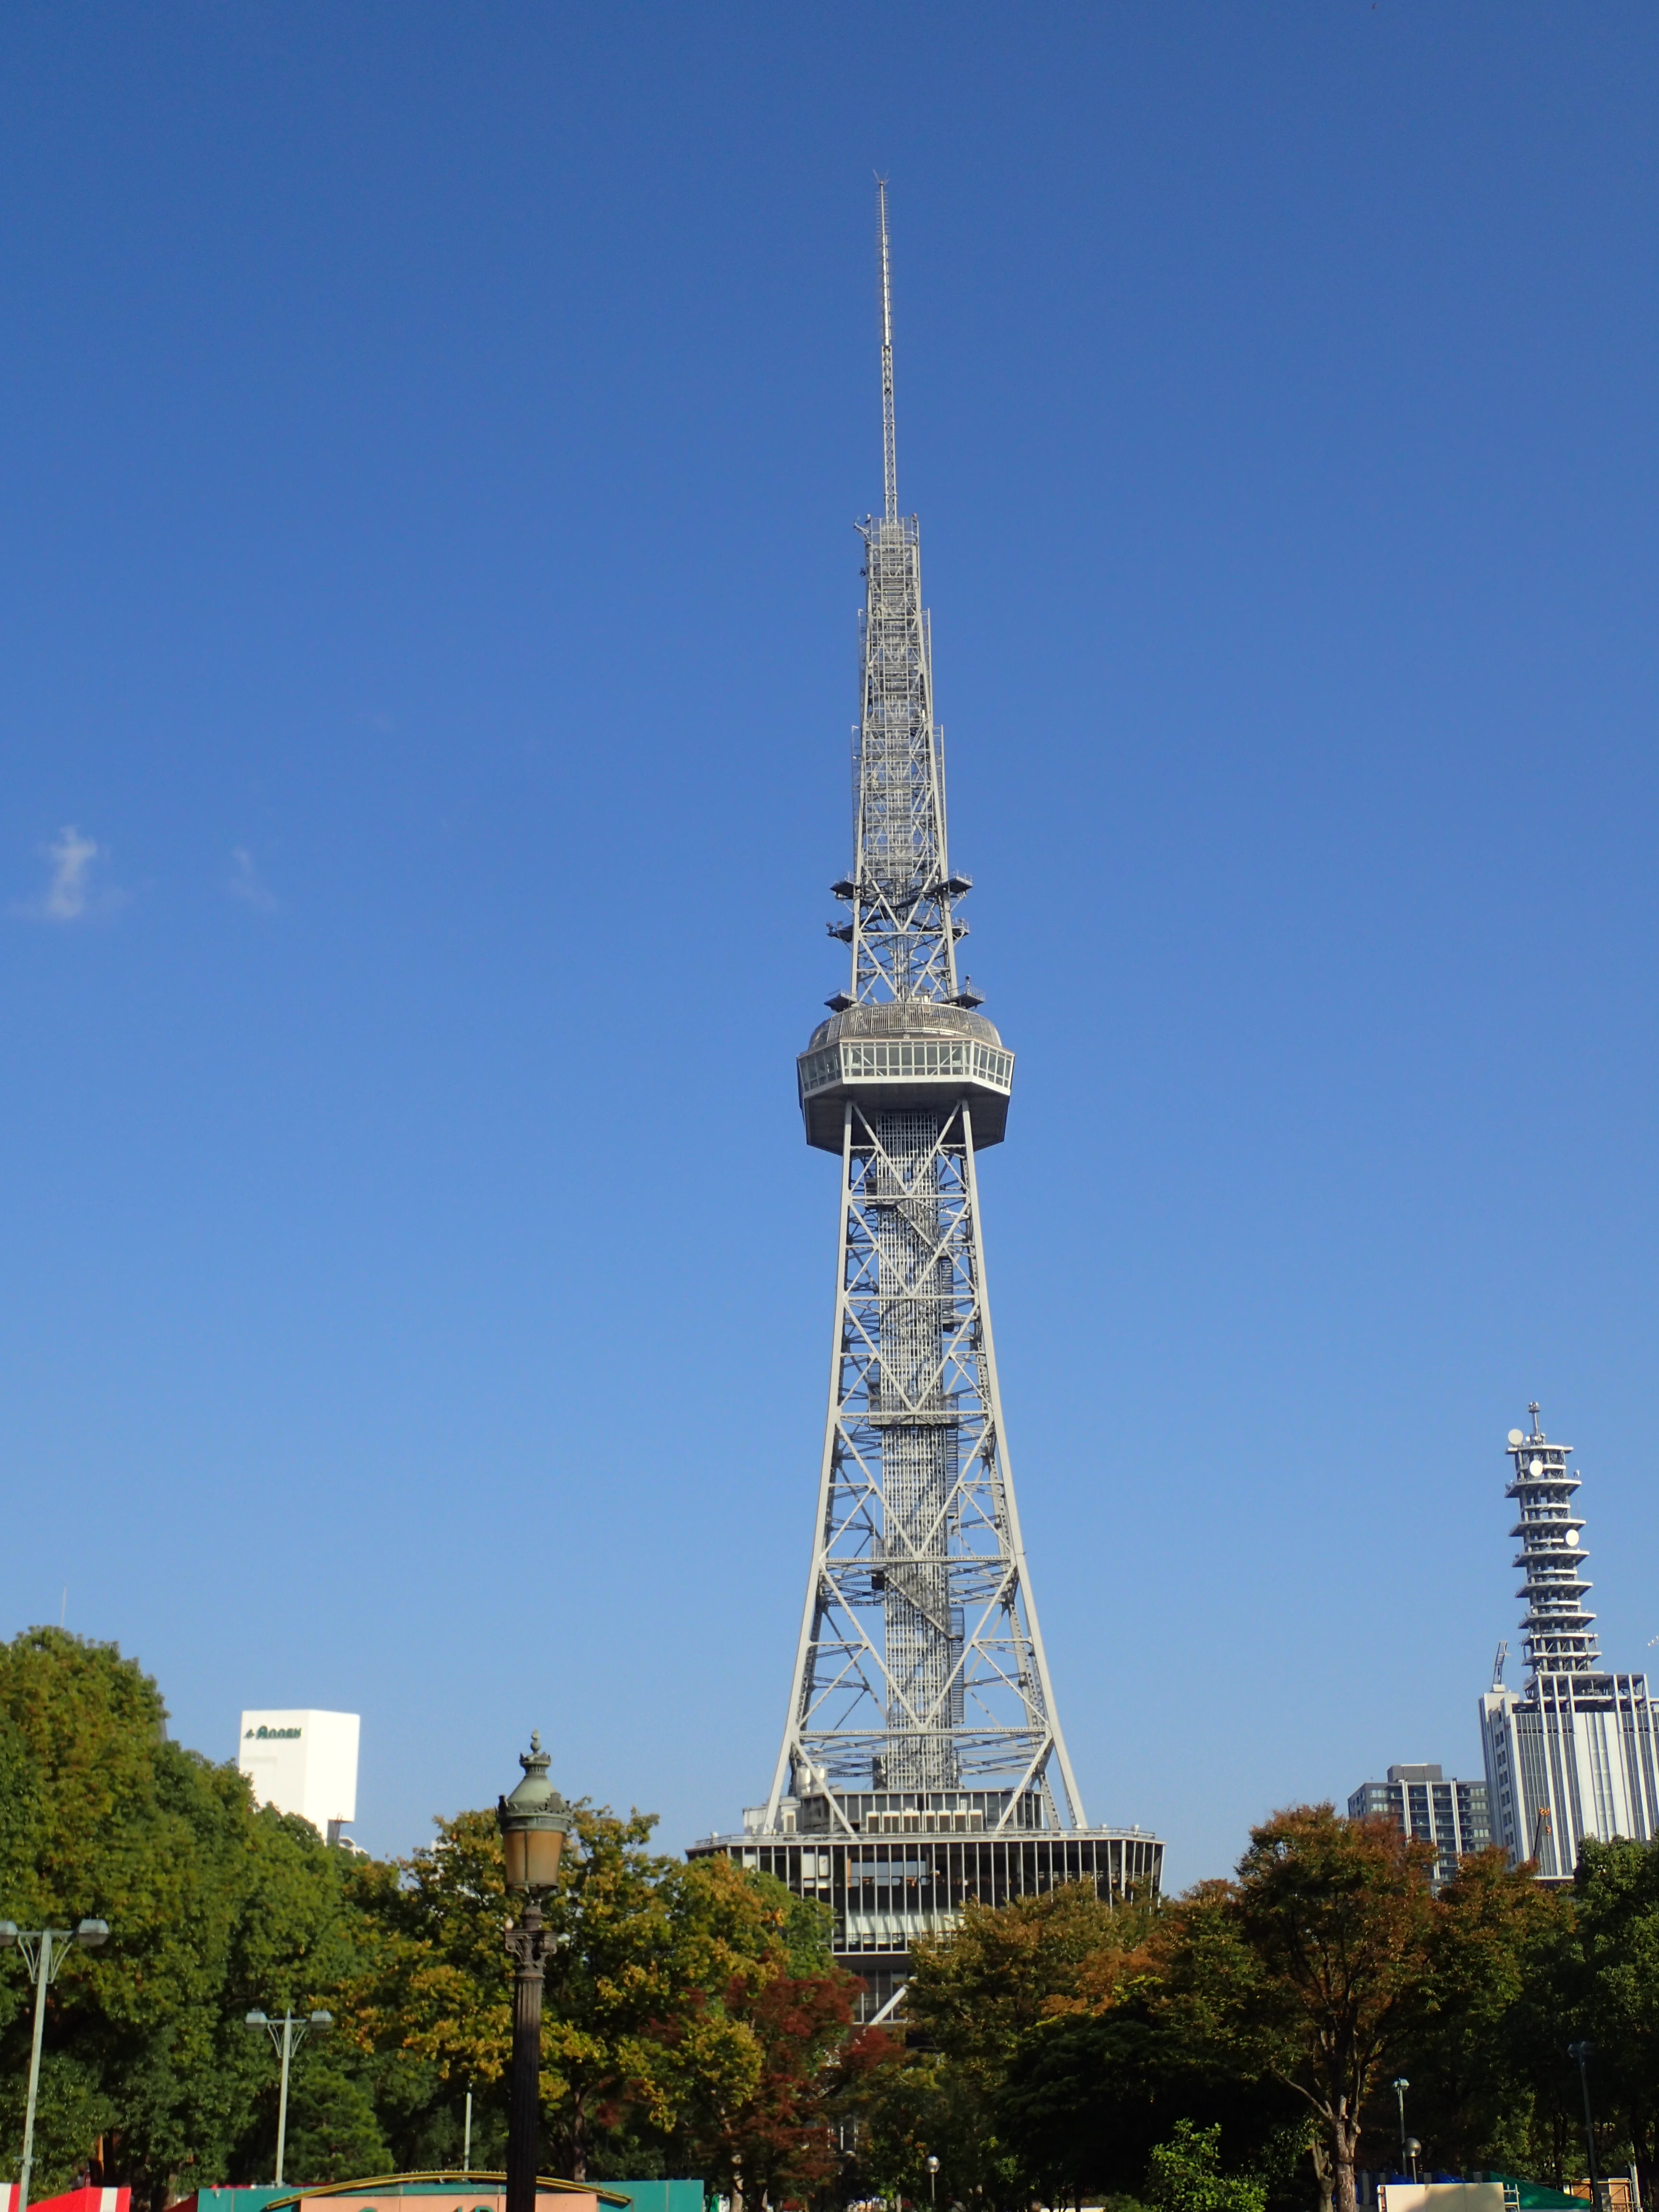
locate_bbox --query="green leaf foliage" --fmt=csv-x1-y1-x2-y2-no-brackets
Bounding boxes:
14,1630,1659,2212
0,1630,374,2208
1147,2120,1268,2212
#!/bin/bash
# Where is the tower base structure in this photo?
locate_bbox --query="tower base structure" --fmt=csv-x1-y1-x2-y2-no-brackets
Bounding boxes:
689,1787,1163,2023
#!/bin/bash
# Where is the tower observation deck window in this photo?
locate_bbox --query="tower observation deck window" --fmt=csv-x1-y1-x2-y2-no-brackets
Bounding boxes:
799,1040,1014,1095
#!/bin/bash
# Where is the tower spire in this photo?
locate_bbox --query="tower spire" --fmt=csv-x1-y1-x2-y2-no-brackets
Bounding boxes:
878,177,898,525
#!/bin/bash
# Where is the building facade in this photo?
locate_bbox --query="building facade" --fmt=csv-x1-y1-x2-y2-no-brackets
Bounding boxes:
688,189,1163,2020
238,1709,360,1842
1478,1410,1659,1879
1346,1764,1491,1884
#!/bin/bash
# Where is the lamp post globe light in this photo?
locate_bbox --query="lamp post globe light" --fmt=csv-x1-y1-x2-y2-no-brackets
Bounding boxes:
243,2007,333,2186
1404,2140,1422,2185
0,1917,109,2212
498,1732,573,2212
926,2154,939,2208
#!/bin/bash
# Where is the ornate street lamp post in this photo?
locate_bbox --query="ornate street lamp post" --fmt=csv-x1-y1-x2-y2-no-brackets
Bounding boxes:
1392,2081,1410,2176
0,1919,110,2212
498,1732,573,2212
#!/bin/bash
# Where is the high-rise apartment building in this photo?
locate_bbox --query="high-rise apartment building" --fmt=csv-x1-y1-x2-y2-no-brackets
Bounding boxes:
1478,1408,1659,1879
1346,1764,1491,1884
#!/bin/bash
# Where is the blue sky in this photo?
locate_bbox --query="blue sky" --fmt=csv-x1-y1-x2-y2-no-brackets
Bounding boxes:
4,3,1659,1890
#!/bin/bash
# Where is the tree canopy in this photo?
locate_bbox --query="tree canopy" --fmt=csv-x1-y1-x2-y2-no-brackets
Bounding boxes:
8,1629,1659,2212
0,1630,860,2210
842,1805,1652,2212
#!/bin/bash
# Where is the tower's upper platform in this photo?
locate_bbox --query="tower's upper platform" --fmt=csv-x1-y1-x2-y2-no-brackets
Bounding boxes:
1504,1412,1600,1677
797,997,1014,1152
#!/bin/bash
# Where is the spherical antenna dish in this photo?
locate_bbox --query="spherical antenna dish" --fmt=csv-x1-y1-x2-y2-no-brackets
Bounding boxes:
1508,1428,1525,1446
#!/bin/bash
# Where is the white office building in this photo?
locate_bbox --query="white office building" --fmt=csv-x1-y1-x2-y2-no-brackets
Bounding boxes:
1478,1411,1659,1880
239,1709,360,1843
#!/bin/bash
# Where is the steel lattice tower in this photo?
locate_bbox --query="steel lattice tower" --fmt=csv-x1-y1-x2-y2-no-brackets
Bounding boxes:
691,186,1161,2015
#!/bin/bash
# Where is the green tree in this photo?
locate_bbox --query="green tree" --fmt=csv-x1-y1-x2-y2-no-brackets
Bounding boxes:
1147,2120,1267,2212
1563,1837,1659,2197
1379,1846,1571,2182
997,2008,1168,2206
0,1628,379,2209
349,1799,861,2187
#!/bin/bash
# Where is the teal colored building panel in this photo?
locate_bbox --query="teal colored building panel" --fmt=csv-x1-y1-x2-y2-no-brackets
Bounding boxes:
173,2193,290,2212
601,2184,703,2212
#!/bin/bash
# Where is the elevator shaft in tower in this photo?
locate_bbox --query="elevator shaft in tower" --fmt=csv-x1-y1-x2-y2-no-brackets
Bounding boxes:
872,1106,962,1789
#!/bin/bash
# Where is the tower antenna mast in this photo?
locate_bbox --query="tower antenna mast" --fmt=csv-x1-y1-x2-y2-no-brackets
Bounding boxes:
878,177,898,524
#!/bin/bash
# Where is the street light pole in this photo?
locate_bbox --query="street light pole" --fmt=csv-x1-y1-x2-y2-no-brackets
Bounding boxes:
1405,2140,1422,2185
1392,2080,1410,2176
276,2012,294,2185
0,1920,110,2212
1568,2043,1601,2209
497,1732,573,2212
244,2008,334,2184
505,1899,553,2212
926,2154,939,2208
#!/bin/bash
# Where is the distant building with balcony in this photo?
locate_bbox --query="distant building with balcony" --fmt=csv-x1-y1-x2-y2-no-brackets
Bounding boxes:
1347,1763,1492,1883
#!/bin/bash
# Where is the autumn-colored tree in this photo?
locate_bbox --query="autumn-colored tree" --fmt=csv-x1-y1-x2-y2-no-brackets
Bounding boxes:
862,1884,1157,2210
673,1961,865,2209
905,1881,1155,2061
1219,1806,1438,2212
22,1634,1657,2211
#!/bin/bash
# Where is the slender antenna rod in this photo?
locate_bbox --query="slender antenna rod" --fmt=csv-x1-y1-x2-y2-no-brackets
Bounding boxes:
877,177,897,523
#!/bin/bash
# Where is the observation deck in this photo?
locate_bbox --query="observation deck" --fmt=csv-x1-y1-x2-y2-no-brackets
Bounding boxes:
797,998,1014,1153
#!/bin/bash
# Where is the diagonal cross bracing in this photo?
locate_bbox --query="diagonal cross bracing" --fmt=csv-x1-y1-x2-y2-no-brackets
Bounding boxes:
771,1077,1086,1818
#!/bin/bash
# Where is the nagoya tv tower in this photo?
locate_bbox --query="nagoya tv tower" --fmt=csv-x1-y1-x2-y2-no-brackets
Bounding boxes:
691,186,1163,2019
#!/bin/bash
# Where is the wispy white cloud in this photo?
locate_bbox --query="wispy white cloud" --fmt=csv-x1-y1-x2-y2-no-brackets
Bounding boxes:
228,847,277,913
12,825,117,922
